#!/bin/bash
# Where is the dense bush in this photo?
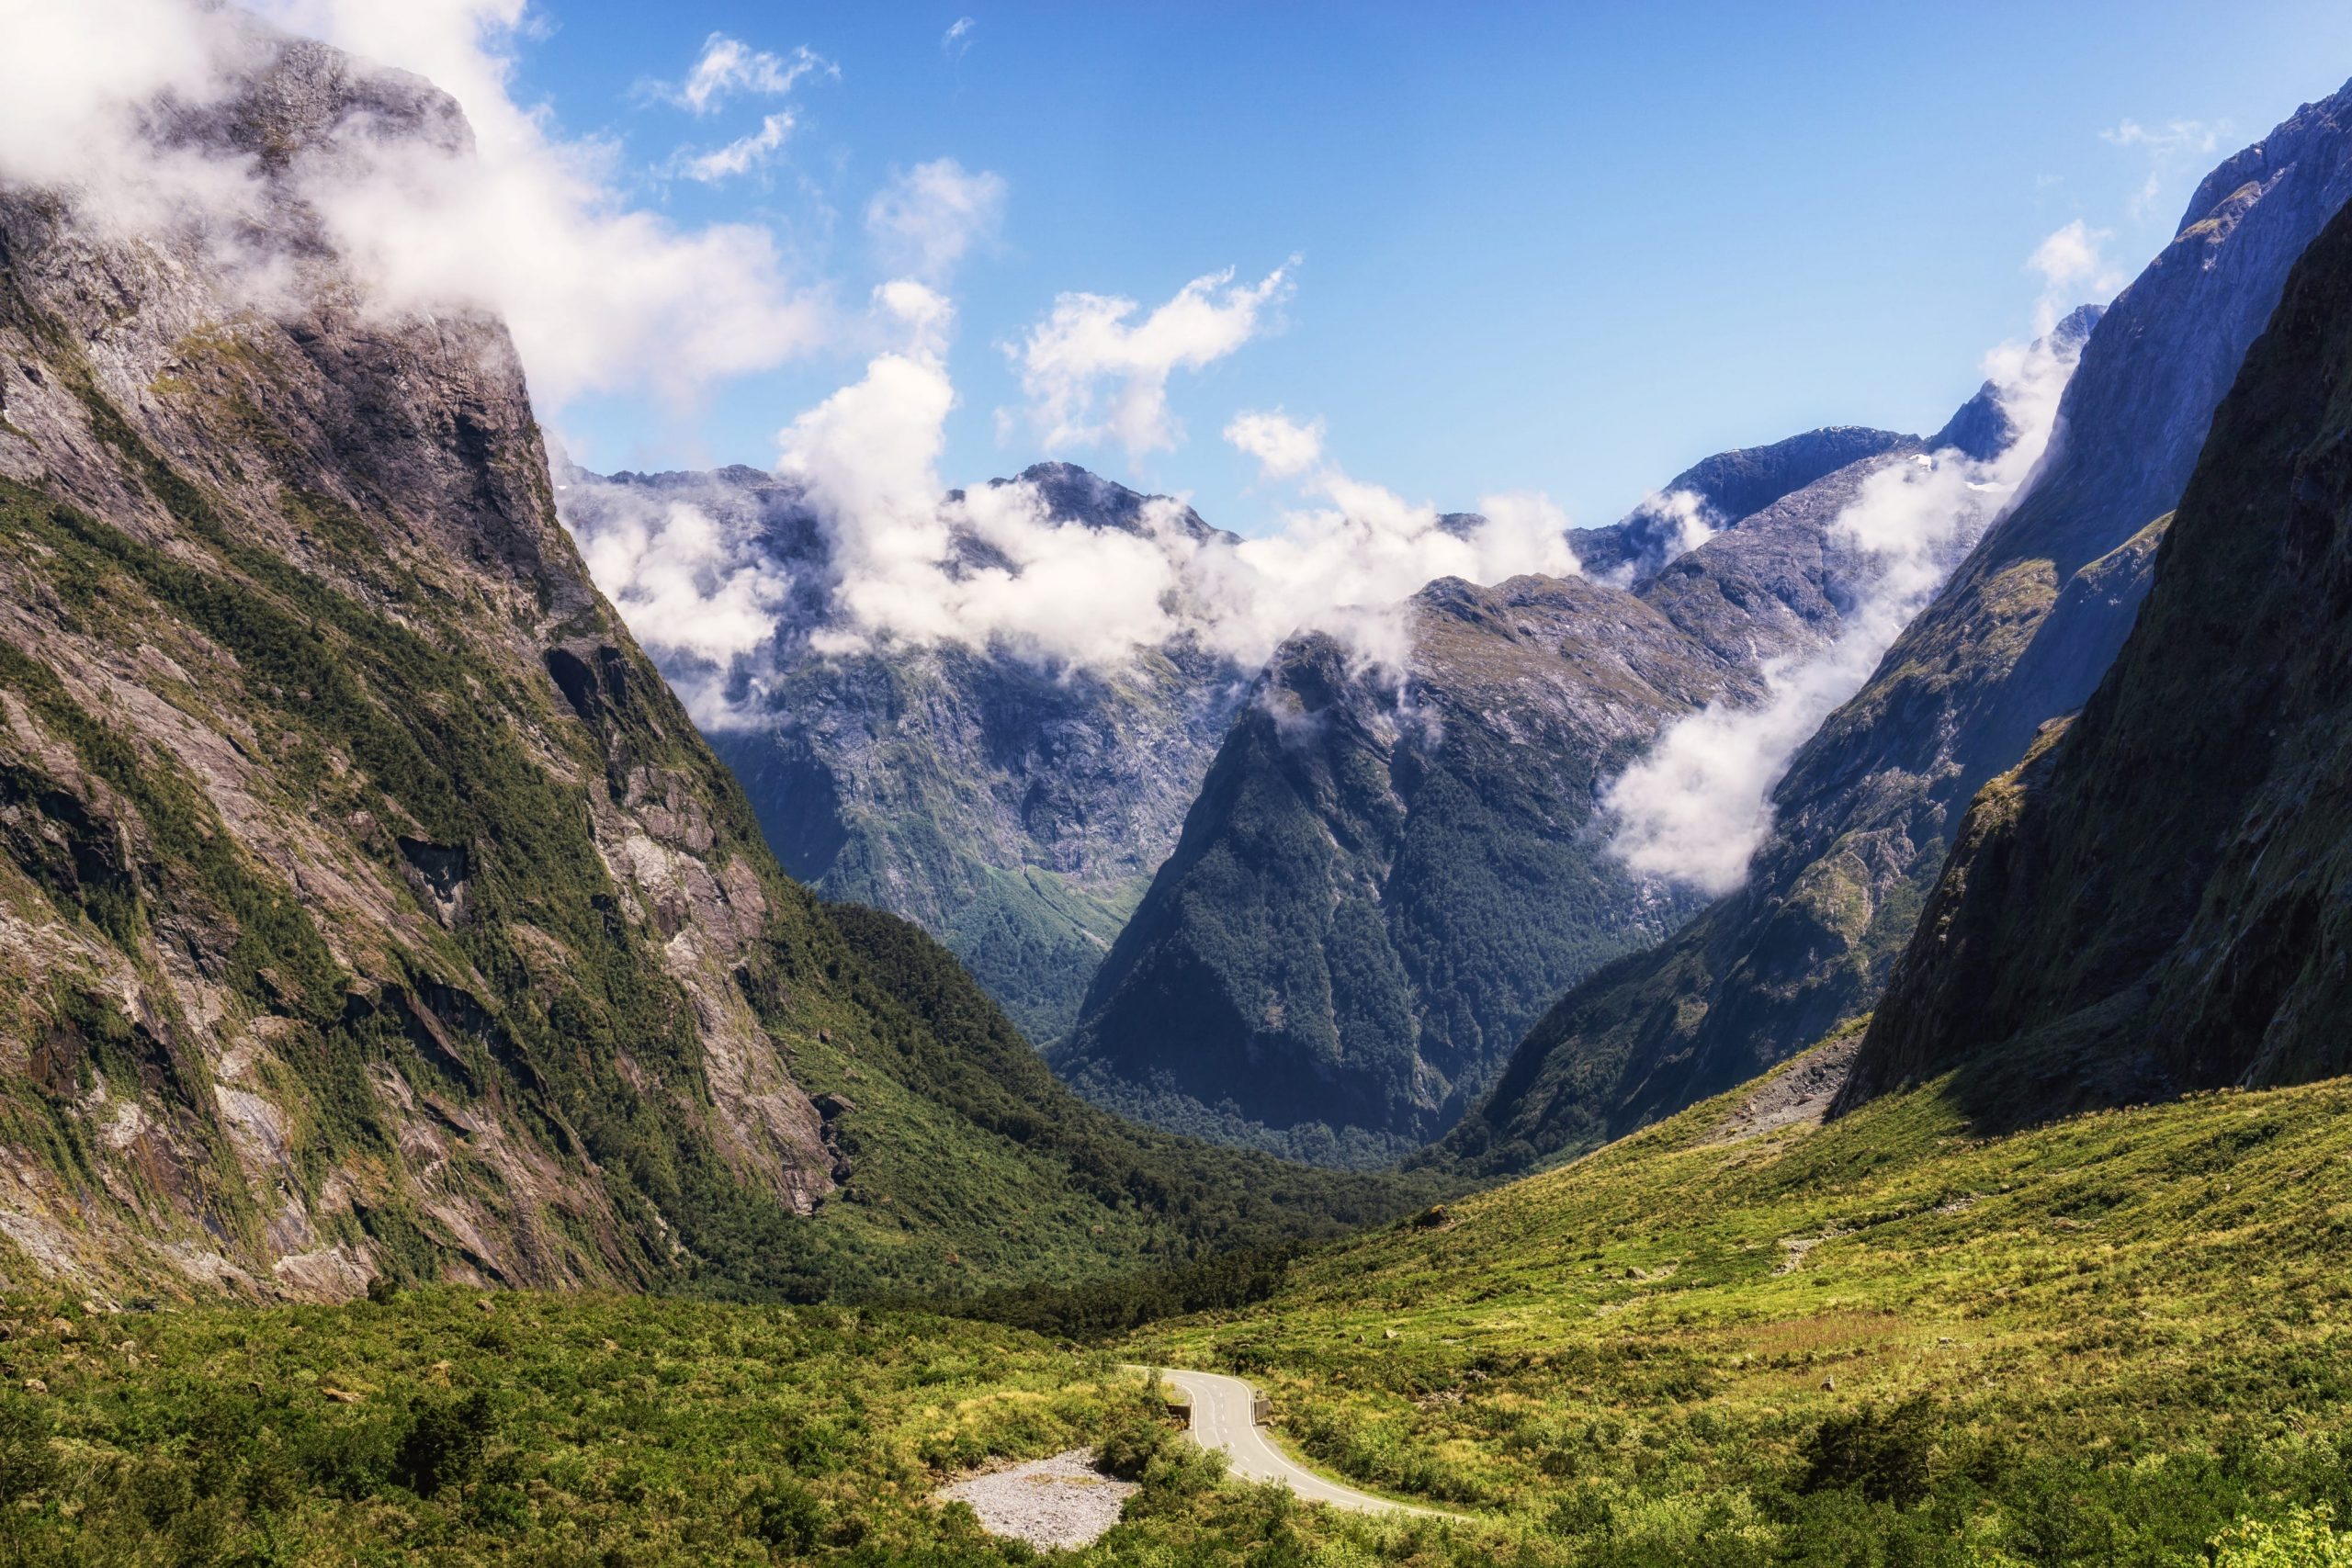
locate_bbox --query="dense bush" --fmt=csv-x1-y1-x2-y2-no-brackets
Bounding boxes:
1797,1397,1936,1506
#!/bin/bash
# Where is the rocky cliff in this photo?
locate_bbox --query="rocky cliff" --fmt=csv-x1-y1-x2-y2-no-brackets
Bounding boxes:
1840,188,2352,1117
0,28,1404,1302
1440,83,2352,1175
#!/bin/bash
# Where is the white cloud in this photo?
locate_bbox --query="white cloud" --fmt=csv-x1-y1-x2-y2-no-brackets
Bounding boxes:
1175,436,1579,671
1224,409,1325,480
560,479,797,724
79,0,838,407
668,110,797,184
2028,219,2107,290
769,282,1191,671
1601,305,2089,897
2027,219,2129,319
942,17,977,58
642,34,832,115
1010,265,1294,457
741,290,1583,682
0,1,278,248
2100,116,2228,225
865,158,1006,282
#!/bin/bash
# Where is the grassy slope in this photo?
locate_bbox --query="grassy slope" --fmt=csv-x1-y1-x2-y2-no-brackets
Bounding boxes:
1135,1046,2352,1563
12,1050,2352,1563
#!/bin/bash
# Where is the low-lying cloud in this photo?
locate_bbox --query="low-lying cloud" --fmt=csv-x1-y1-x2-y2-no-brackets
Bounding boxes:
560,320,1588,727
1600,303,2090,897
558,471,798,722
789,342,1584,677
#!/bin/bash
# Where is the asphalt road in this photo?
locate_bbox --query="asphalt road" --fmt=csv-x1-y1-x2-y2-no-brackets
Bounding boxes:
1149,1367,1458,1517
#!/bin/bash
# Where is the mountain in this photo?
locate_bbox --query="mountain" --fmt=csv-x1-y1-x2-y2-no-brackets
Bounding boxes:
557,462,1249,1047
1055,433,1953,1163
0,28,1410,1303
1441,83,2352,1176
1840,186,2352,1117
1570,424,1915,582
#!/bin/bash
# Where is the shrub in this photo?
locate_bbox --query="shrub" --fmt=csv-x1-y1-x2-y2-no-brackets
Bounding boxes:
1097,1409,1172,1481
0,1395,59,1506
741,1477,824,1552
1798,1396,1936,1506
393,1389,497,1496
2211,1505,2352,1568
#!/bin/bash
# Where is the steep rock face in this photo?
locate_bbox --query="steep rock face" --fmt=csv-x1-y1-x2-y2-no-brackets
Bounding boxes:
1440,84,2352,1175
1842,193,2352,1114
0,31,1406,1303
0,39,839,1298
560,463,1247,1046
1058,444,1926,1163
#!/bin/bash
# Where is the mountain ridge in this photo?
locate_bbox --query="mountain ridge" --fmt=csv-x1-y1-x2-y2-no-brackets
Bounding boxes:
1439,82,2352,1177
1838,183,2352,1119
1055,423,1977,1162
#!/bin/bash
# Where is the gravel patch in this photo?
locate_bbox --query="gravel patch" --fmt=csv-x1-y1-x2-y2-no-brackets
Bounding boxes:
933,1449,1137,1549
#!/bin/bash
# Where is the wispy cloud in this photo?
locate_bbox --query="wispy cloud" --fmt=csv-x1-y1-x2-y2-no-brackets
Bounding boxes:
1007,265,1295,457
942,17,977,59
865,158,1006,282
1601,301,2092,896
639,33,834,116
666,110,797,183
2027,218,2128,320
2100,116,2229,225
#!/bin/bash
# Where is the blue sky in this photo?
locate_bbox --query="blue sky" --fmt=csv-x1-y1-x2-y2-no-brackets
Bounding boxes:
520,1,2352,535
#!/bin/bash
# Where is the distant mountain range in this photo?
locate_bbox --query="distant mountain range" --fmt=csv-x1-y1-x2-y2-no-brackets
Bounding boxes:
558,461,1250,1048
569,334,2109,1164
1053,424,1994,1162
567,81,2352,1175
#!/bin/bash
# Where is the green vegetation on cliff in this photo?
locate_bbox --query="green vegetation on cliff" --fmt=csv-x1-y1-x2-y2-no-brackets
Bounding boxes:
0,43,1419,1310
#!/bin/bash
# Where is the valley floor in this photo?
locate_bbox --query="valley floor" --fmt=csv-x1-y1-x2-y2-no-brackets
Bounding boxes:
8,1051,2352,1565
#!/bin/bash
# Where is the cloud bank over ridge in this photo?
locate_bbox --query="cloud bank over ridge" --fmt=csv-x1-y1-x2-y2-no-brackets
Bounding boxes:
1600,300,2093,897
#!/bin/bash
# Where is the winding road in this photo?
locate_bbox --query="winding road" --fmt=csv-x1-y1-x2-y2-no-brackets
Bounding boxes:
1146,1367,1460,1518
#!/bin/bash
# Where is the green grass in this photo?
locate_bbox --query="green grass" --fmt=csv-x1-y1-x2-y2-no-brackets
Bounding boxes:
0,1287,1160,1565
1130,1049,2352,1564
12,1055,2352,1564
